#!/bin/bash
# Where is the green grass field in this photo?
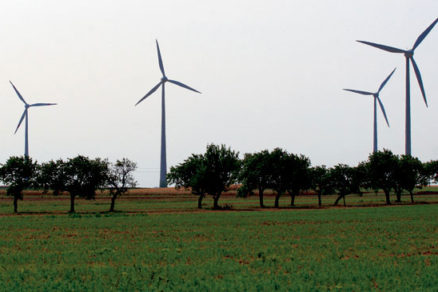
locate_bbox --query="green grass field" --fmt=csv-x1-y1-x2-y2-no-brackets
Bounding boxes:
0,190,437,291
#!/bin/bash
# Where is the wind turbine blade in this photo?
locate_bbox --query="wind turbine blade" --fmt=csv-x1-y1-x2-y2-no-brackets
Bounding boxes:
411,57,428,107
30,103,57,107
343,89,374,96
135,82,162,106
356,40,406,54
376,96,390,127
378,68,396,93
9,81,27,104
413,18,438,50
14,110,27,134
156,40,166,77
168,79,201,94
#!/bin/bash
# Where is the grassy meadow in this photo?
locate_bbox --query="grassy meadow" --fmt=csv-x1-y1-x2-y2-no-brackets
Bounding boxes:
0,189,437,291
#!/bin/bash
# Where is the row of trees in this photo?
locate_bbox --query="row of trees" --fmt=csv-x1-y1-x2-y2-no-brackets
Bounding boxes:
0,156,137,213
1,145,438,212
168,146,438,209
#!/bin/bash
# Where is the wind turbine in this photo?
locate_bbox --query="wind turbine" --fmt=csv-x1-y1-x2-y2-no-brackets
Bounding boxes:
135,40,201,188
357,18,438,155
11,81,57,158
344,68,395,153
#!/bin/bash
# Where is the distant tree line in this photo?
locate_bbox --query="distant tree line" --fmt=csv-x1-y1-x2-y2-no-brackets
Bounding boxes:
1,145,438,212
0,156,137,213
168,145,438,209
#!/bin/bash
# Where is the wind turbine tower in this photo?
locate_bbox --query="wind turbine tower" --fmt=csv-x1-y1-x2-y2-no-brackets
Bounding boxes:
136,40,201,188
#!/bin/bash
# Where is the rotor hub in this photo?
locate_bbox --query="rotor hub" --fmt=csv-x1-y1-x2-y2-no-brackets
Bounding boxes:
161,76,168,82
405,50,414,58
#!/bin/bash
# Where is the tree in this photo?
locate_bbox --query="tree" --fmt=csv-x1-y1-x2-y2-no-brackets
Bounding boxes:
394,155,427,203
424,160,438,185
40,156,108,213
367,149,398,205
202,144,240,209
285,154,311,206
270,148,290,208
38,159,68,196
168,154,208,208
330,164,355,206
238,150,273,208
106,158,137,212
310,165,333,207
0,156,37,213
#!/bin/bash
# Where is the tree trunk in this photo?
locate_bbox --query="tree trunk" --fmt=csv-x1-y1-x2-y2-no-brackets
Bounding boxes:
109,194,117,212
318,191,322,208
13,196,18,213
384,190,391,205
290,191,296,207
258,187,265,208
69,193,76,213
274,193,281,208
343,195,346,207
213,195,220,209
410,191,414,203
395,190,402,202
197,194,204,209
334,193,344,206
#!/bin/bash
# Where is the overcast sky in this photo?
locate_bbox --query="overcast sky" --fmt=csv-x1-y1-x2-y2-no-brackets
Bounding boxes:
1,0,437,187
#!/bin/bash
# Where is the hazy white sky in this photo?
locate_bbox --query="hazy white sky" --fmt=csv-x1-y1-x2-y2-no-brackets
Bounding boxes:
1,0,437,186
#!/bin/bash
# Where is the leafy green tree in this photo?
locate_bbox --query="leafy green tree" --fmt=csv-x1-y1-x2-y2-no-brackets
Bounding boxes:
270,148,290,208
38,159,68,196
310,165,333,207
107,158,137,212
424,160,438,184
167,154,208,208
238,150,273,208
285,154,311,206
367,149,398,205
40,156,108,213
0,156,37,213
394,155,428,203
330,164,355,206
202,144,240,209
168,144,240,209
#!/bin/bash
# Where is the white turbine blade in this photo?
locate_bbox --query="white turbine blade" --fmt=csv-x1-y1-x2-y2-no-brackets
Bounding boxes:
9,81,27,105
156,40,166,77
376,96,390,127
14,110,27,134
378,68,396,93
168,79,201,94
413,18,438,50
135,82,162,106
356,40,406,54
411,57,428,107
343,89,374,96
30,103,57,107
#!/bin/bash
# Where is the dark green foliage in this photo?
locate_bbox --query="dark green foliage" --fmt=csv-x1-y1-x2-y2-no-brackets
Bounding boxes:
330,164,356,206
309,165,333,207
238,150,274,207
168,144,240,209
167,154,208,208
106,158,137,212
269,148,290,208
367,149,398,205
39,156,108,213
394,155,428,203
0,156,37,213
285,153,311,206
201,144,241,209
